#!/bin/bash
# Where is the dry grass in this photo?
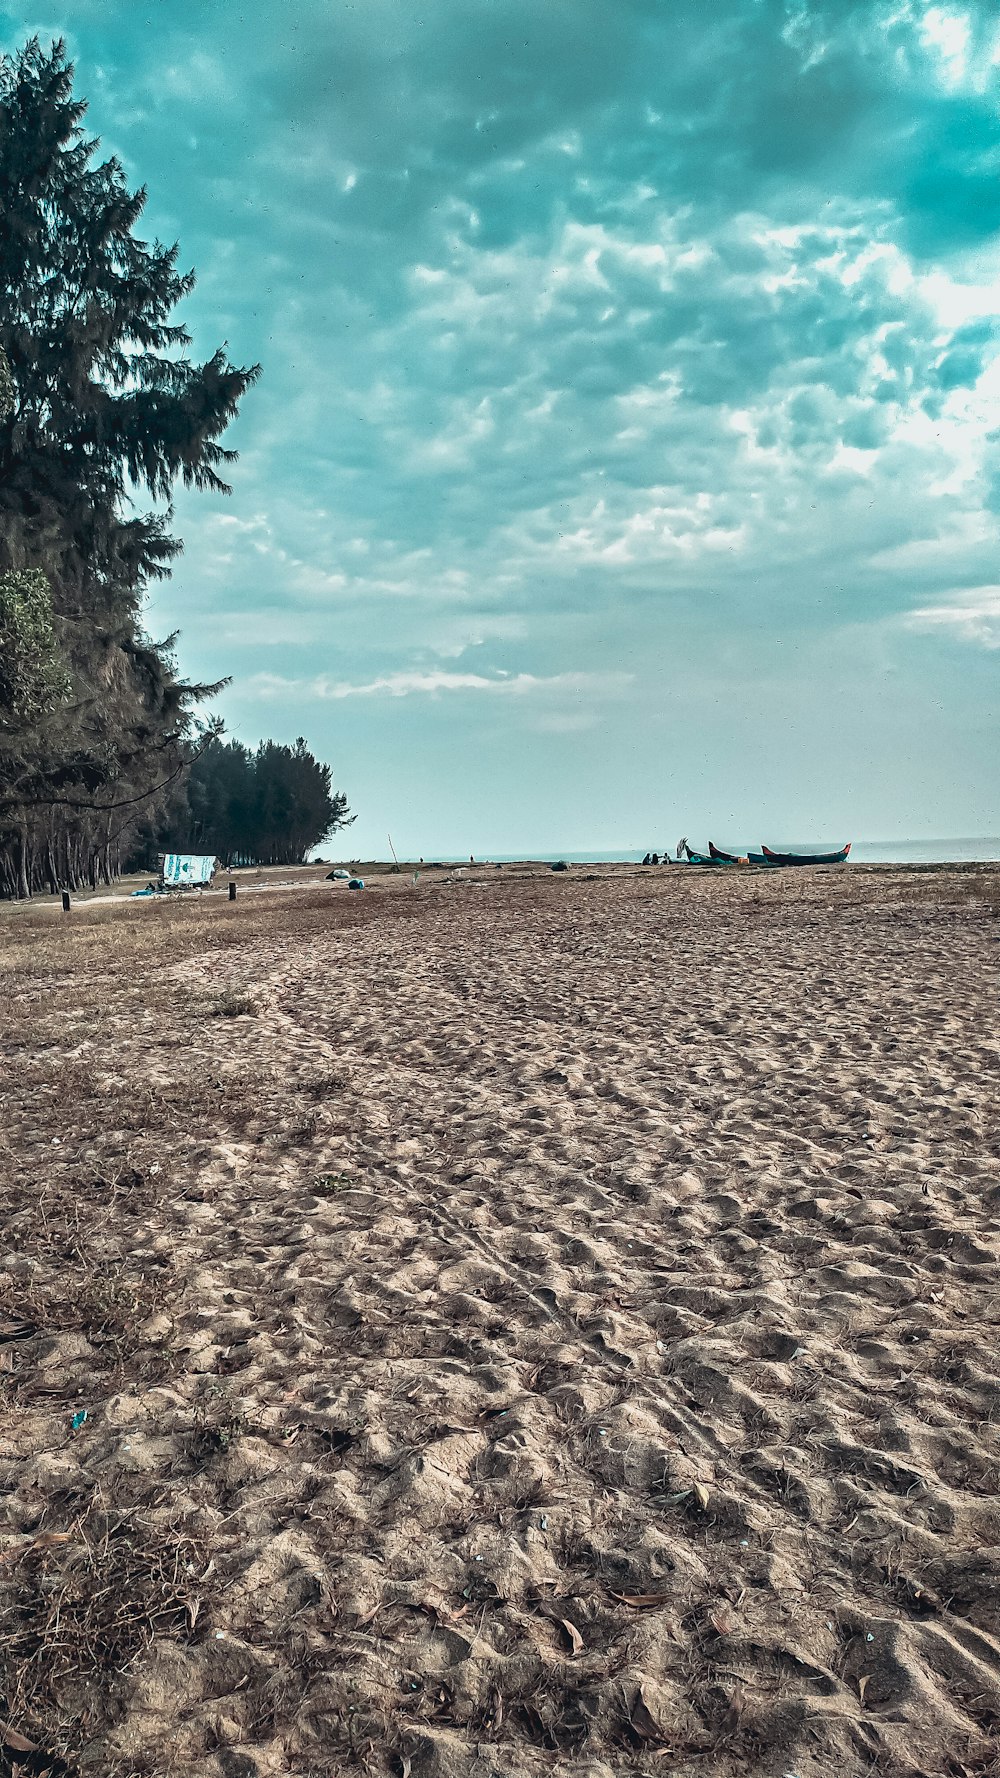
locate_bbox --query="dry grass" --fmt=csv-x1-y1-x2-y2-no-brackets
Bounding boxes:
0,1265,173,1370
0,880,436,1774
0,1504,217,1773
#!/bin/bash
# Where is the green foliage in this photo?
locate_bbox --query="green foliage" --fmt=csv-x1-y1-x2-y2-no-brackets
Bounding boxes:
157,736,353,867
0,567,70,724
0,39,259,895
0,39,259,544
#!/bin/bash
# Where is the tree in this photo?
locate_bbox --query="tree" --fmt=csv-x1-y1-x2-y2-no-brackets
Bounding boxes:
0,39,259,894
252,738,352,865
0,567,69,726
152,736,353,868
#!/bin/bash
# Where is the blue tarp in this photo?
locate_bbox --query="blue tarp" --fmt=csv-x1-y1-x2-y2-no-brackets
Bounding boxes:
160,853,216,888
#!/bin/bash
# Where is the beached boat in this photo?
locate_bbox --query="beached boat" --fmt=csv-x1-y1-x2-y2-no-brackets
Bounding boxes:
684,845,734,865
760,843,851,866
708,842,749,863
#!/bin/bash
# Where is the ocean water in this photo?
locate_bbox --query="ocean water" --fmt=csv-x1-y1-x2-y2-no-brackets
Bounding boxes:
831,838,1000,865
414,838,1000,866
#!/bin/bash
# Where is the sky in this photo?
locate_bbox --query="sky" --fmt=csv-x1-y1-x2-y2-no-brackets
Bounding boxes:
4,0,1000,854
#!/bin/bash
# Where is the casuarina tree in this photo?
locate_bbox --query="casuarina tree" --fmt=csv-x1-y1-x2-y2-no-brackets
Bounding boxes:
0,38,260,894
152,736,353,868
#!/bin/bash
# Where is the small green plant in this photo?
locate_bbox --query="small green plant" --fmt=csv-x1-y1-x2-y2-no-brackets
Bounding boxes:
313,1171,354,1196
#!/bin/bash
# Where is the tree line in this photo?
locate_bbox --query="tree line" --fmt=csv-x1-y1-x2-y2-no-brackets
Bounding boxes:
0,41,351,896
151,736,352,868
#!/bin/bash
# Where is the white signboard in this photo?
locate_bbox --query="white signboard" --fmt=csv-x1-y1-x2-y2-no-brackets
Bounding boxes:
160,853,216,888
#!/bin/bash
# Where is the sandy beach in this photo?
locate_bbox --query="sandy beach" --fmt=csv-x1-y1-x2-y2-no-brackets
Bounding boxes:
1,862,998,1778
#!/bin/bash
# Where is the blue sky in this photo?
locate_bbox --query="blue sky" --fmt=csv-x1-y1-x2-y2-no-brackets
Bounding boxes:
6,1,1000,852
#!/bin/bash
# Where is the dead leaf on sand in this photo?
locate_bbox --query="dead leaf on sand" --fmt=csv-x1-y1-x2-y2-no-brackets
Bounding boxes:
607,1590,672,1609
858,1673,870,1704
0,1531,74,1565
722,1684,747,1731
0,1723,38,1753
628,1685,667,1742
440,1601,470,1623
559,1617,584,1656
692,1480,711,1510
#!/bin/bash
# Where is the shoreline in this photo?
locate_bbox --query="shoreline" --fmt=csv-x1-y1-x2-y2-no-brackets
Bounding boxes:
3,853,1000,918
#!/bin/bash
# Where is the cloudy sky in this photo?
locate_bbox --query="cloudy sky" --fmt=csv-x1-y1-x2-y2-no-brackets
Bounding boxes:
6,1,1000,853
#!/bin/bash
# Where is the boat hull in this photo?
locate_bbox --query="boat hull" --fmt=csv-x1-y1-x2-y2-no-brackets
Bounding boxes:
684,846,734,865
760,843,851,866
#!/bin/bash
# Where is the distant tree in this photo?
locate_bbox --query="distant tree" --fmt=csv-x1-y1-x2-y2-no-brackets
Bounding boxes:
0,39,259,894
154,736,352,868
251,737,353,865
157,735,255,865
187,738,257,863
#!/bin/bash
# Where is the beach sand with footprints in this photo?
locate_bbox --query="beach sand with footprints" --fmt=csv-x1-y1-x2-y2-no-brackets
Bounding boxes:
1,861,998,1778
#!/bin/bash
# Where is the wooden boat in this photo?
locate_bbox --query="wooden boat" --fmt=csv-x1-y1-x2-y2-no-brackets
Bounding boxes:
708,842,749,863
760,843,851,866
684,844,734,866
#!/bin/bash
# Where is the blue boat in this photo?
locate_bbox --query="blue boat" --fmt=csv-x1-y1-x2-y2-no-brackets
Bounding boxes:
684,844,735,866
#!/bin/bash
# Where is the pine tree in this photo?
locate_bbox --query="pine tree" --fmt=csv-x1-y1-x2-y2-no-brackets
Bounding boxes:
153,736,352,868
0,39,259,894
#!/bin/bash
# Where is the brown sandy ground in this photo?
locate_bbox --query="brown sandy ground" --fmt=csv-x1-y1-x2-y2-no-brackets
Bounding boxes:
0,864,998,1778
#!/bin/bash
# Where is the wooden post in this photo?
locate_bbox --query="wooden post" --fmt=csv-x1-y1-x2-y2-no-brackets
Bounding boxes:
229,882,237,901
61,891,71,912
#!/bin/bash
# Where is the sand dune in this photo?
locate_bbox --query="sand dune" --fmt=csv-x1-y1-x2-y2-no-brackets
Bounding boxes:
0,864,998,1776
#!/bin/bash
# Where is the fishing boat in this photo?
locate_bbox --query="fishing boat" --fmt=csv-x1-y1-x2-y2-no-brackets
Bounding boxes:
760,843,851,866
708,842,749,863
684,844,734,866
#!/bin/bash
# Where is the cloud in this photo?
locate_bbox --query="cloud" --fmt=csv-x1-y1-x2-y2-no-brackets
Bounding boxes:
159,192,1000,656
10,0,1000,844
905,585,1000,646
244,668,633,700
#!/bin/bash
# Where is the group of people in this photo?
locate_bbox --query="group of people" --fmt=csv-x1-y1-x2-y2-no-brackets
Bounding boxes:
642,837,688,866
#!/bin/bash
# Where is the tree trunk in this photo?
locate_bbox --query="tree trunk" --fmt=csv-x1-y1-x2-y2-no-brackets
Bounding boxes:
16,828,30,900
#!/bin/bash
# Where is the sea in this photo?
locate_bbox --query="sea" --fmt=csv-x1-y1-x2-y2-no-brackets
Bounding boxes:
410,838,1000,866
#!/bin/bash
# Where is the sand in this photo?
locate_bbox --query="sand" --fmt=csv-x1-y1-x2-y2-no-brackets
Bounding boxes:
0,862,998,1778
